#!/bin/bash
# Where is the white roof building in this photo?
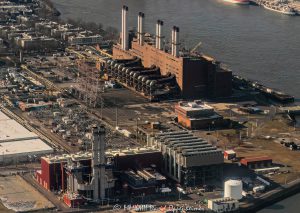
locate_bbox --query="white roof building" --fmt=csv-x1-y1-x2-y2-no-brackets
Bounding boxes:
0,110,53,164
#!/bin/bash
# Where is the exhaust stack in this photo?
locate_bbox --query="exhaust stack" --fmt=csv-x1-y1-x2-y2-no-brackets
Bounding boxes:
156,20,163,50
171,26,179,57
121,5,129,50
137,12,145,45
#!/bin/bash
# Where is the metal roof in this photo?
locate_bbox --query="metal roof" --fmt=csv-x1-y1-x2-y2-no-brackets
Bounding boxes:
155,131,222,157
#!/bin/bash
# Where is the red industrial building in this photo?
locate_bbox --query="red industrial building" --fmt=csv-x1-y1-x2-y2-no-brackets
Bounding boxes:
36,153,91,191
36,147,165,206
111,6,232,99
175,100,224,129
240,156,273,169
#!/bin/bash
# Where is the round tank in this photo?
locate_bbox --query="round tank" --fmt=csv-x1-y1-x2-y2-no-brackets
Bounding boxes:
224,179,243,200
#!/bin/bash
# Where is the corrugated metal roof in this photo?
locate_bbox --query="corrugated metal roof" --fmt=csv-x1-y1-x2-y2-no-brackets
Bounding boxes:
241,156,272,164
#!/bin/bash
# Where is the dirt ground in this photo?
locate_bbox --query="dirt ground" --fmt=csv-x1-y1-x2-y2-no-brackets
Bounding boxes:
0,175,54,212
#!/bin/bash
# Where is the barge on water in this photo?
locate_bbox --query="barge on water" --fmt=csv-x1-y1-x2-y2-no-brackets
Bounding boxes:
233,75,295,104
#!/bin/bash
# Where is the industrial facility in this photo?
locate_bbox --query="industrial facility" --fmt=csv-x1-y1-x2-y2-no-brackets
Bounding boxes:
106,6,232,100
36,125,166,207
150,131,224,186
0,109,53,164
0,1,299,212
37,125,115,207
175,100,224,129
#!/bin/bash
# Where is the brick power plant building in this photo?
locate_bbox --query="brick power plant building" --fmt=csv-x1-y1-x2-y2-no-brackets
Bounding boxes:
108,6,232,99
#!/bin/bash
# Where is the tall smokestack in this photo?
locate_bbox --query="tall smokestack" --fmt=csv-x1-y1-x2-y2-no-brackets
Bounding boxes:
121,5,129,50
155,20,159,49
156,20,163,50
137,13,140,43
174,26,179,57
171,26,179,57
138,12,144,45
91,125,106,200
171,26,175,56
158,21,164,50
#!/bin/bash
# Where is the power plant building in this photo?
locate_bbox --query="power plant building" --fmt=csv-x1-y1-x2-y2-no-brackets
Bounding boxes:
36,126,115,207
110,6,232,99
36,126,165,207
175,100,224,129
150,131,224,186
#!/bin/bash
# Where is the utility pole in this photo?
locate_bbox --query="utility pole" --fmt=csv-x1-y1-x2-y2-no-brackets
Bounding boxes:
136,117,140,143
100,97,103,120
115,107,118,128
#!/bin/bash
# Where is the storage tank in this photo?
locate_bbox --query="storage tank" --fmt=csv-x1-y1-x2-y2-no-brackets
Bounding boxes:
224,179,243,200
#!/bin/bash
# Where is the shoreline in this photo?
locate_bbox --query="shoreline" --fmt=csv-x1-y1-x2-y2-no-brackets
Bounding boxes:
240,179,300,212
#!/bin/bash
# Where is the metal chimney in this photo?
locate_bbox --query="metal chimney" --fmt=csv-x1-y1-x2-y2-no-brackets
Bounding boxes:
171,26,179,57
155,20,160,49
137,13,141,43
91,125,106,200
174,27,179,57
156,20,163,50
171,26,176,56
121,5,129,50
138,12,144,45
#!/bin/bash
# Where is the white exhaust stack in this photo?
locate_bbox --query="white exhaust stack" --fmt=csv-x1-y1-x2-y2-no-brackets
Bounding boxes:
137,12,144,45
171,26,179,57
171,26,175,56
156,20,163,50
121,5,129,50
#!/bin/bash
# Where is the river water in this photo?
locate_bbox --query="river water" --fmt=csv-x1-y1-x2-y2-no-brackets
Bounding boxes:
52,0,300,99
258,193,300,213
51,1,299,209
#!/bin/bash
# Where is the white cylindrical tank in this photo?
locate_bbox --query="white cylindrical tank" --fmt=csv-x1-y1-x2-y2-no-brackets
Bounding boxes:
224,179,243,200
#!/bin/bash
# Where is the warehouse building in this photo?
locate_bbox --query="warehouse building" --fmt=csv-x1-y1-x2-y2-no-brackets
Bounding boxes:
0,110,53,164
151,131,224,186
240,156,272,169
175,100,224,129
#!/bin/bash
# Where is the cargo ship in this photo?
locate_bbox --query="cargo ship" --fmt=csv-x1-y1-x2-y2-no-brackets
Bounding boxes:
263,4,296,15
223,0,250,5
